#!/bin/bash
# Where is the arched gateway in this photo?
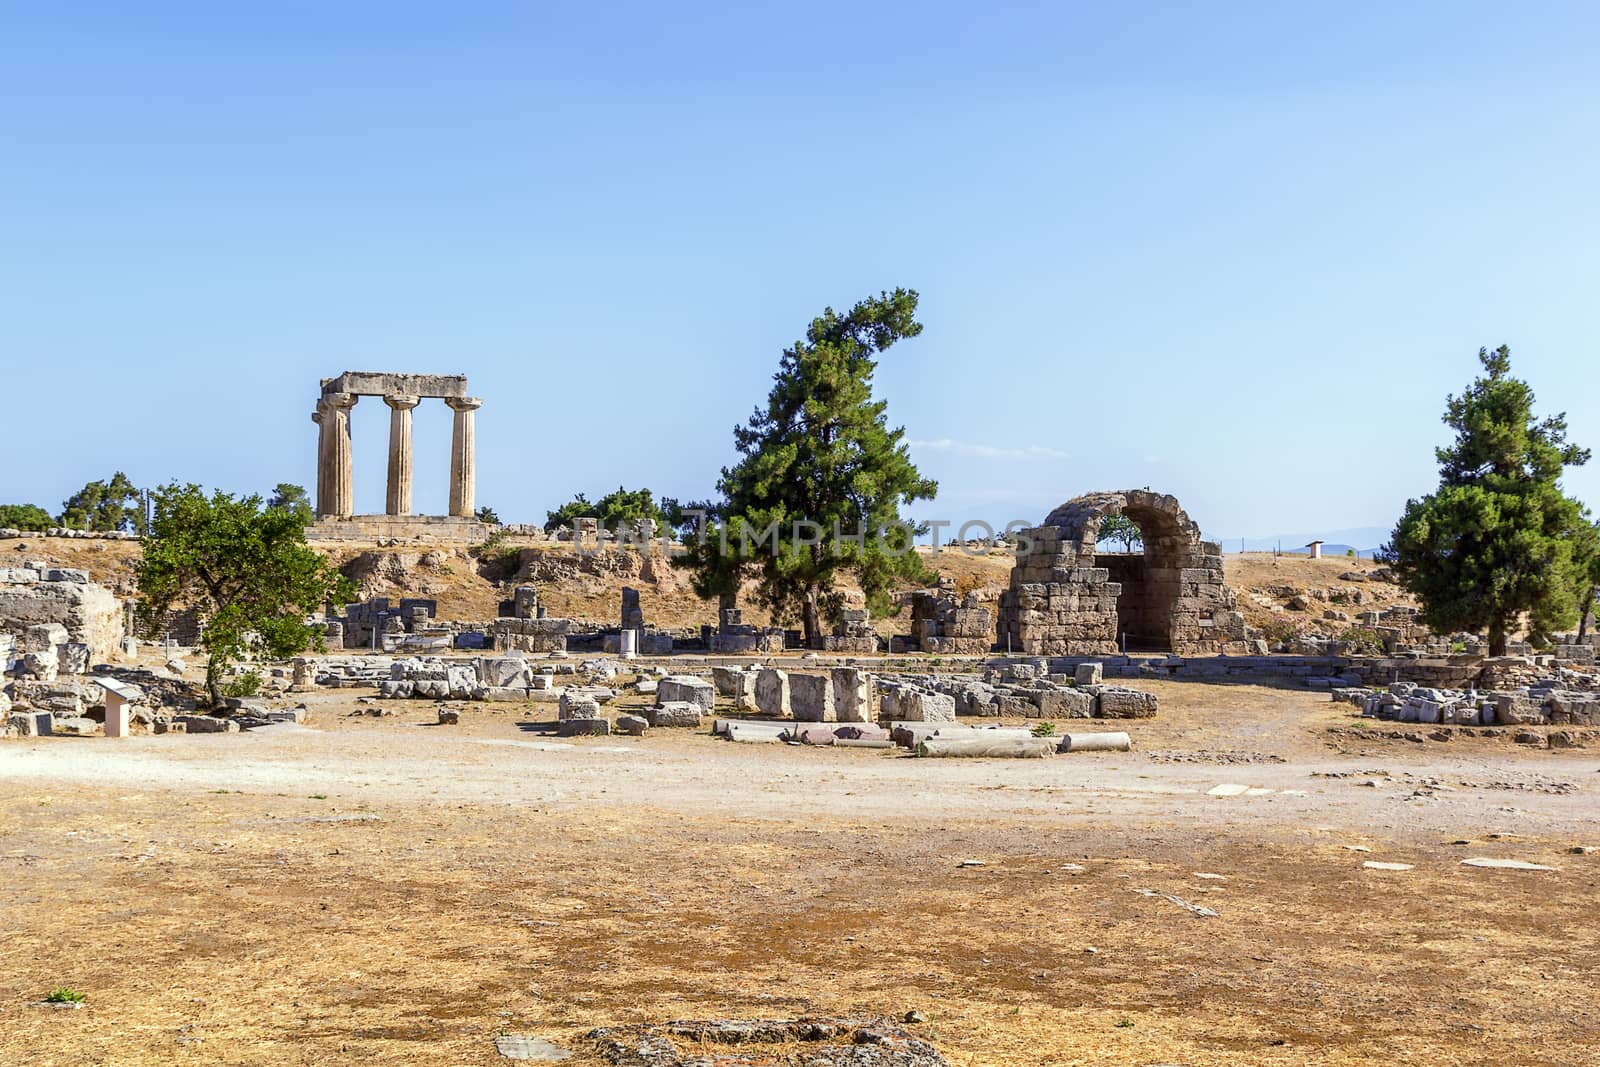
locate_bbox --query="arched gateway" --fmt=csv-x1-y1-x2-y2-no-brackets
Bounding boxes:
996,489,1248,655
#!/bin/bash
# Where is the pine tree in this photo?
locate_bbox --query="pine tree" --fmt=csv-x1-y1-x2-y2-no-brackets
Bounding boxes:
686,289,938,647
1382,346,1592,655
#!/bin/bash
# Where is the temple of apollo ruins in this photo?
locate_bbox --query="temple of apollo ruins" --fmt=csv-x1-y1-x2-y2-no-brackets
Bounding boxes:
307,371,492,542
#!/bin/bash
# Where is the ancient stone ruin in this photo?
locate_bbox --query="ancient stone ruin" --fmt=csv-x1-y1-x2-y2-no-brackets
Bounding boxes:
309,371,490,541
586,1016,949,1066
997,489,1247,655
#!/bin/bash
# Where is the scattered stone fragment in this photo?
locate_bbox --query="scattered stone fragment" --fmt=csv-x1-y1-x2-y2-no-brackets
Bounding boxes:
494,1033,572,1061
1206,783,1251,797
586,1017,948,1067
1461,857,1557,871
614,714,649,737
1363,861,1414,871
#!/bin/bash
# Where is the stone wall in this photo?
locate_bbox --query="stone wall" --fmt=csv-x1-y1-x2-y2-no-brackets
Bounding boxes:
997,490,1247,655
0,565,123,664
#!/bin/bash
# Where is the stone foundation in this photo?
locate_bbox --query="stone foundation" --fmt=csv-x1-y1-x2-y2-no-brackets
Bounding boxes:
306,515,493,543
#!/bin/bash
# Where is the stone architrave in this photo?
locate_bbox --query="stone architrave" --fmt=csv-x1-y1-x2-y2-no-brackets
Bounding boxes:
383,395,420,516
446,397,483,518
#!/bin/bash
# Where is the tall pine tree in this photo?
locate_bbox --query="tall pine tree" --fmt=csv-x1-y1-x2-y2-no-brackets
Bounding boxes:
1382,346,1592,655
684,289,937,647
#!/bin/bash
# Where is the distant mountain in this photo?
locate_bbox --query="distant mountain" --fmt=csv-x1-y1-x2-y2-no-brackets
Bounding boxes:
1215,526,1390,558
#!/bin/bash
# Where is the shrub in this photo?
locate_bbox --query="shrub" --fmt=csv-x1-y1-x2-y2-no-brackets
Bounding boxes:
1259,617,1306,645
222,670,263,698
1031,722,1056,737
1336,626,1386,655
45,987,86,1003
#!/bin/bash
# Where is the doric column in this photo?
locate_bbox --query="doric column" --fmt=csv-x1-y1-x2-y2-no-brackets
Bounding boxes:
446,396,482,518
312,401,330,518
383,395,419,516
325,392,357,518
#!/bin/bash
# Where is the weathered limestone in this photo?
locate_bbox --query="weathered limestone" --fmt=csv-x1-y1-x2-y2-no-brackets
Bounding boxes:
901,583,992,655
647,701,702,728
657,675,715,712
322,393,357,518
754,668,790,717
0,568,122,664
446,396,482,518
879,683,956,722
997,489,1248,655
830,667,874,723
383,394,419,516
789,673,836,722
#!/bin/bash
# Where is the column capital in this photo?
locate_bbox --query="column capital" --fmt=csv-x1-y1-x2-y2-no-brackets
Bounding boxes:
324,391,358,411
445,396,483,413
383,394,420,411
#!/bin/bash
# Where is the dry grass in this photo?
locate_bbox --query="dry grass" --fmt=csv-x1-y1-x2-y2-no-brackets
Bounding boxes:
3,682,1598,1065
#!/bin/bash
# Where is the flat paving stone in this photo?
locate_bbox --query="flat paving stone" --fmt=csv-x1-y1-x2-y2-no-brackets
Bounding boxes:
495,1034,572,1061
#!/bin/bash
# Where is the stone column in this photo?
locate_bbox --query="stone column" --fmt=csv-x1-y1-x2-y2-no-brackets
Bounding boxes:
446,397,482,518
383,395,419,516
312,401,330,517
325,392,357,518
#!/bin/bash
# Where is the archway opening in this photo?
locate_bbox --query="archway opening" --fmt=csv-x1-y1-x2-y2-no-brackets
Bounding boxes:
1092,505,1183,653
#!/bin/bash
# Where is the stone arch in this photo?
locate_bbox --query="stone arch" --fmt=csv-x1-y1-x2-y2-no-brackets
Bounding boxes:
997,489,1247,656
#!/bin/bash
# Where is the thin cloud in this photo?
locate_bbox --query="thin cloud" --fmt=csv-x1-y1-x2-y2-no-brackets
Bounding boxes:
909,438,1069,461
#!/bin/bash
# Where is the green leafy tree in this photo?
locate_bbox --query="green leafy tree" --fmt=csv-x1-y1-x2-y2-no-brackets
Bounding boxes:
135,483,354,705
60,471,145,533
1380,346,1593,655
544,492,595,532
266,483,313,522
475,505,501,524
0,503,55,531
1096,513,1144,552
680,288,937,647
544,487,667,535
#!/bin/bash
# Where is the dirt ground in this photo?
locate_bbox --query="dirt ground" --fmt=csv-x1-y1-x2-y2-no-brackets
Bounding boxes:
3,680,1598,1066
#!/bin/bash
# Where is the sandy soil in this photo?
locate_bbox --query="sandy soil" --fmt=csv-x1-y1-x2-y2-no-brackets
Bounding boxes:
3,680,1598,1066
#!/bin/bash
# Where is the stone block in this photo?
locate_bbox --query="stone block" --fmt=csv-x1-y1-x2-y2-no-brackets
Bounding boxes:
712,665,748,696
789,673,835,722
476,656,532,689
754,668,790,716
378,680,415,699
175,715,240,733
437,707,460,725
446,665,478,699
647,701,702,728
1094,688,1158,719
1073,662,1103,685
1038,688,1095,718
558,693,601,721
881,686,956,722
558,716,611,737
657,675,715,712
830,667,874,722
52,716,99,736
8,711,51,736
615,713,649,736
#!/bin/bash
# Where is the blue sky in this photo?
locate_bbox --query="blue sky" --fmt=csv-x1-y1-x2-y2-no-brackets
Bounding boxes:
3,3,1597,543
